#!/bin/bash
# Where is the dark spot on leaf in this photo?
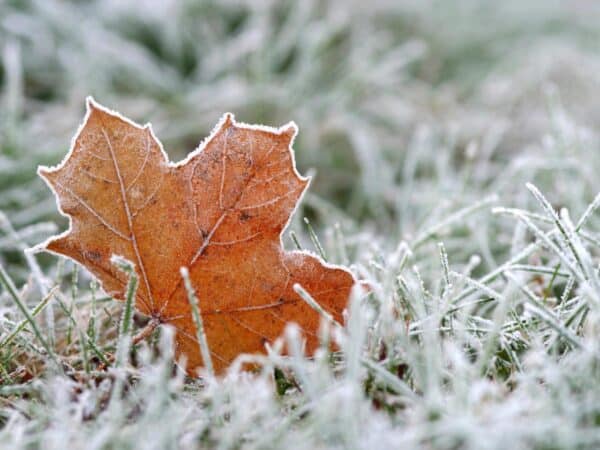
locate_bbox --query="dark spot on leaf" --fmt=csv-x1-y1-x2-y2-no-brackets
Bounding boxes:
85,250,102,261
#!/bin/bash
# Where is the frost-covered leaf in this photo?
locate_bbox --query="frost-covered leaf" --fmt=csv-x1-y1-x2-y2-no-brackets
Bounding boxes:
37,98,355,375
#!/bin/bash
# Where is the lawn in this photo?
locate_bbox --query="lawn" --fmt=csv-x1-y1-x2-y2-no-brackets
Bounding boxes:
2,1,600,449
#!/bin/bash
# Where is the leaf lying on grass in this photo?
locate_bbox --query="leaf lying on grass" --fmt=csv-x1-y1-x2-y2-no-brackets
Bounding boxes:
35,98,355,376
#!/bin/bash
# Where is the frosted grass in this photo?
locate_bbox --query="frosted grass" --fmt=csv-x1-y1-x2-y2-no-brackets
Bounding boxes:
2,0,600,449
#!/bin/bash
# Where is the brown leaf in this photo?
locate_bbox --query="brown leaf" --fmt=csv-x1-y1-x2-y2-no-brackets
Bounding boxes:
37,98,355,375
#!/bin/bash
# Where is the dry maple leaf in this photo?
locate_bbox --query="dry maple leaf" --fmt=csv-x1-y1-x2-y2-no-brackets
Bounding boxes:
37,98,355,375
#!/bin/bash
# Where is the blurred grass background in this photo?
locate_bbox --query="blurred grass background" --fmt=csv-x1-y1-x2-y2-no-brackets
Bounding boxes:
2,0,600,230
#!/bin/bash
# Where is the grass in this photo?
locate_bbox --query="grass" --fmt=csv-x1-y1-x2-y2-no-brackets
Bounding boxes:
2,0,600,448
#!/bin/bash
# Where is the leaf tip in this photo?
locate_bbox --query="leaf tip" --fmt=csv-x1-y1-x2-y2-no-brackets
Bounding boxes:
280,121,298,143
37,165,55,183
221,112,236,129
85,95,101,111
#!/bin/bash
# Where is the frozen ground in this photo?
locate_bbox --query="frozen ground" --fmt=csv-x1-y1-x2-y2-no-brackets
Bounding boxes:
2,1,600,448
